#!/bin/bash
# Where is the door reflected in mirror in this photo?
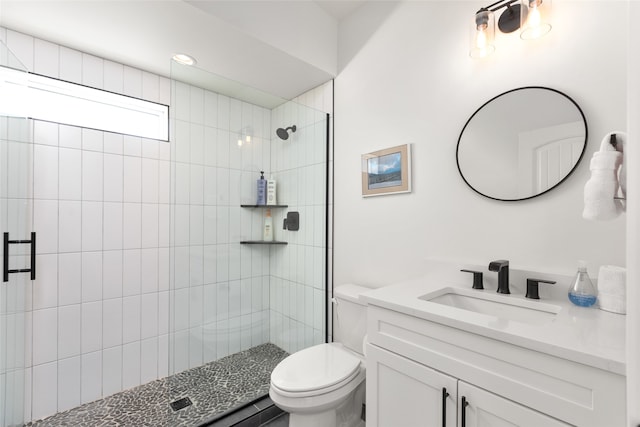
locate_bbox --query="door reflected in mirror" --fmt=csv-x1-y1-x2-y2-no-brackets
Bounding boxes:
456,87,587,201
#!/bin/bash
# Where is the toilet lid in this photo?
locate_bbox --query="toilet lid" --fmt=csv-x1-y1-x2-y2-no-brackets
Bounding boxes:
271,344,361,393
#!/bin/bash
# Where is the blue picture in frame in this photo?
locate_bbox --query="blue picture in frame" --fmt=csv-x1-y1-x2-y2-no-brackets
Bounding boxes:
362,144,412,197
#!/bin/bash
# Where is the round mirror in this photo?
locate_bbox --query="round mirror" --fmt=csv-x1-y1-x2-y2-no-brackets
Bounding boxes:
456,87,588,201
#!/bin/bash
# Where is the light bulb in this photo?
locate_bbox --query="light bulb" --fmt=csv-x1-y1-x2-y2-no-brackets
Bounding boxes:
246,135,251,143
529,5,541,29
470,9,494,59
521,0,551,40
237,138,243,147
476,28,487,49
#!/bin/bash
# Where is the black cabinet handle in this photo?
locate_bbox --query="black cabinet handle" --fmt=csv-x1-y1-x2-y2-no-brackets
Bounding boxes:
31,232,36,280
3,232,36,282
461,396,469,427
442,387,449,427
2,233,7,282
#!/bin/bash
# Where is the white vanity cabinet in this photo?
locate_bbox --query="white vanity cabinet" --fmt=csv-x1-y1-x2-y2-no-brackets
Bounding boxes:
365,304,626,427
367,344,570,427
367,344,457,427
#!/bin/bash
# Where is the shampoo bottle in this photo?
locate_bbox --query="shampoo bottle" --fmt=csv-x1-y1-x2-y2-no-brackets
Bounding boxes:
263,209,273,241
266,176,277,205
256,171,266,205
568,260,597,307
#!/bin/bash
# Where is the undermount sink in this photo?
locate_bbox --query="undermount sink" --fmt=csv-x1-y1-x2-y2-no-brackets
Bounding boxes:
419,287,561,325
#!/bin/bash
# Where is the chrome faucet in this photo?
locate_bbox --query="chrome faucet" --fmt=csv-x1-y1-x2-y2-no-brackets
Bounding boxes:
488,260,510,294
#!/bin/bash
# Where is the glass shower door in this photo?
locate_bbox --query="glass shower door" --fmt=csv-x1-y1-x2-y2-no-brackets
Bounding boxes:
0,41,32,427
167,62,330,425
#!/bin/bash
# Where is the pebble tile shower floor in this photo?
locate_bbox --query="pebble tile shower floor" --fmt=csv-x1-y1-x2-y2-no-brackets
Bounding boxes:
26,343,288,427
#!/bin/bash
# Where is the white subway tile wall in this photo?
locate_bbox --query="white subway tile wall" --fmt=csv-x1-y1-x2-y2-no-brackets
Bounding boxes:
1,26,333,424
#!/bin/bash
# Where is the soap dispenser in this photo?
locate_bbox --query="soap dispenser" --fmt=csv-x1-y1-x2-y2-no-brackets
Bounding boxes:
568,260,597,307
256,171,267,205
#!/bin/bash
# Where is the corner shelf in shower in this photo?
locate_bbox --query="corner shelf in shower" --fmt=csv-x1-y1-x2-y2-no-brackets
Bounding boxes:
240,204,289,245
240,240,288,245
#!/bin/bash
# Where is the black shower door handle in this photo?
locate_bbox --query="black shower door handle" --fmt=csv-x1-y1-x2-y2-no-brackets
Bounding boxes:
3,232,36,282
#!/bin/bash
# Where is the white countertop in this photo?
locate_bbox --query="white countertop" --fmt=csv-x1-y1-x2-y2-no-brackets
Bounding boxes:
361,275,626,375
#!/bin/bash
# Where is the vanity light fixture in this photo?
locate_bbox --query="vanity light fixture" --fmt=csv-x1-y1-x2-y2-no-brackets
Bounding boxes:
469,0,552,58
172,53,197,66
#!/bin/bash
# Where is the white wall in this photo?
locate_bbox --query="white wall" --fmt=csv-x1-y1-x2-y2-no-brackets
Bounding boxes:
334,1,626,289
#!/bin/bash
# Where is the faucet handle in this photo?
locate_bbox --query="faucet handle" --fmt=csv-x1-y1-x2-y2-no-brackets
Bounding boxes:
525,278,556,299
488,260,509,271
461,269,484,290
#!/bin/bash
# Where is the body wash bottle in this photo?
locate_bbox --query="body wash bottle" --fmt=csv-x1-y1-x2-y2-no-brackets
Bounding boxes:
263,209,273,241
266,176,277,205
256,171,266,205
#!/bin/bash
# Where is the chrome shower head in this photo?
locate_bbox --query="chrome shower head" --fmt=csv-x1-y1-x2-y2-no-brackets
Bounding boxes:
276,125,296,140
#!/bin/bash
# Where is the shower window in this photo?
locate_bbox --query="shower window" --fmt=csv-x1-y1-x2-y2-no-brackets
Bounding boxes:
0,66,169,140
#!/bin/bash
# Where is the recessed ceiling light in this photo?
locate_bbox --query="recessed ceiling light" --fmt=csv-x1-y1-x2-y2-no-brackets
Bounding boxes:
172,53,197,66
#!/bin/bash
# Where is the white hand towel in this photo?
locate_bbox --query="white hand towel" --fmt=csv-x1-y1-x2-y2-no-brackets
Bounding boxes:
582,133,624,221
598,293,625,315
597,265,626,314
598,265,626,293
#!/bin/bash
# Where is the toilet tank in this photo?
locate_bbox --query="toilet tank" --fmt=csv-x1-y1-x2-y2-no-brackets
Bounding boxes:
333,284,371,356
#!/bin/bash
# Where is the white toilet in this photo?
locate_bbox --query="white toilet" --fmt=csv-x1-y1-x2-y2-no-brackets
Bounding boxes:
269,284,370,427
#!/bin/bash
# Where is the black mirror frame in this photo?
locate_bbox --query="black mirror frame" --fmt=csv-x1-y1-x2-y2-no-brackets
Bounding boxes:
456,86,588,202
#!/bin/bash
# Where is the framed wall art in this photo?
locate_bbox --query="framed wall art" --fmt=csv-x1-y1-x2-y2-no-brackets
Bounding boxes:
361,144,412,197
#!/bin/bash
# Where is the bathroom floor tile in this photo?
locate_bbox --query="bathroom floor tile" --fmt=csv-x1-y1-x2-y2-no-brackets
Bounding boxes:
26,343,288,427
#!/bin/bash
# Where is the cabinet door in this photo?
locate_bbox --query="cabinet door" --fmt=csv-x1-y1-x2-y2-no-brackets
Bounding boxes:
458,382,571,427
367,344,457,427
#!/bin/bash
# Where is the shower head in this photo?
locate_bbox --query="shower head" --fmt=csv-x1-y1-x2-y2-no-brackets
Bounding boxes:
276,125,296,140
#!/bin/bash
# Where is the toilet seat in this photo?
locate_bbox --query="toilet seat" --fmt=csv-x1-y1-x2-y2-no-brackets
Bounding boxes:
271,344,362,396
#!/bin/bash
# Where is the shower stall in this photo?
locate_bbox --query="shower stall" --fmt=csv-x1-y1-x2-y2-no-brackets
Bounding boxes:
165,63,332,425
0,32,332,426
